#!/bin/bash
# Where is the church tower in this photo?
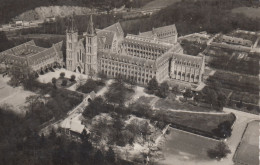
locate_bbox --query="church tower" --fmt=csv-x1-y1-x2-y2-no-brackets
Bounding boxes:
66,14,78,72
85,14,98,76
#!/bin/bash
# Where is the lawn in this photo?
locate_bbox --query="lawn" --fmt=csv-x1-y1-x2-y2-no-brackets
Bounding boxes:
157,127,219,165
233,120,259,165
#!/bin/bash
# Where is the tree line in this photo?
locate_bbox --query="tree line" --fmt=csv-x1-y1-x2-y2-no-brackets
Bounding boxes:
0,0,152,24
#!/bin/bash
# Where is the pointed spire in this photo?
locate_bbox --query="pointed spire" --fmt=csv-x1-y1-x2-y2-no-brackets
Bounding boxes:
86,14,95,35
67,12,77,32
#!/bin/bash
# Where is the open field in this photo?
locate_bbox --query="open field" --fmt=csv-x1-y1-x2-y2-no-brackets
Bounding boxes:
158,127,219,165
232,7,260,19
233,120,259,165
0,76,35,114
142,0,181,9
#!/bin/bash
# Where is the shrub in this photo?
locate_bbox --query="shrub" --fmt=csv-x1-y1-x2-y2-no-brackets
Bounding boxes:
70,75,76,82
61,79,67,86
60,72,65,78
207,142,231,160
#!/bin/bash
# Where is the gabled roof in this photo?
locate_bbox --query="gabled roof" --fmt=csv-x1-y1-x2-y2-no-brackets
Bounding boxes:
139,24,177,39
124,34,173,49
172,53,204,66
153,24,177,35
97,30,116,49
103,22,124,38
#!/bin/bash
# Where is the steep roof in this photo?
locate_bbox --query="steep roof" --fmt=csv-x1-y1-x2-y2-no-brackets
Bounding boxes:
153,24,177,35
124,34,173,49
172,53,204,66
86,15,95,35
99,51,157,69
139,24,177,39
103,22,124,38
97,30,116,49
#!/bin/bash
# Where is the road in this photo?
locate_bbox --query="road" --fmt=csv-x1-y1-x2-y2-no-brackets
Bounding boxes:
39,79,113,135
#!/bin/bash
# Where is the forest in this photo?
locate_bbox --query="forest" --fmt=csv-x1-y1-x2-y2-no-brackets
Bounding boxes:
0,0,152,24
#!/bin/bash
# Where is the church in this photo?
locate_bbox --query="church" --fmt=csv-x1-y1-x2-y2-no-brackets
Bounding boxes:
66,15,205,85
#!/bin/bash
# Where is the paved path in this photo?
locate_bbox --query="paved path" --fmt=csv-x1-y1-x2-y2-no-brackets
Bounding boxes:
39,79,113,135
222,108,259,165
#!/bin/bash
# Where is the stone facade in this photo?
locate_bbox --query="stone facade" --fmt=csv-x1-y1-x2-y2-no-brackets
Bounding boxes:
66,16,205,85
0,40,63,74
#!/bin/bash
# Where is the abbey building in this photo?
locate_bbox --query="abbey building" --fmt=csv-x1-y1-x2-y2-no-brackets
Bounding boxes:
66,15,205,85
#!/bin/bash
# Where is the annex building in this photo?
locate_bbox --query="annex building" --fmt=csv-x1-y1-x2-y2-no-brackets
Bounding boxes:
0,40,64,74
66,15,205,85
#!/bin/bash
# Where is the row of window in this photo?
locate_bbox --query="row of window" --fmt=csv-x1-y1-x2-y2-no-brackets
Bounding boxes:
101,60,156,73
175,61,200,68
157,30,175,38
100,58,155,68
101,70,153,84
101,65,155,77
124,43,166,53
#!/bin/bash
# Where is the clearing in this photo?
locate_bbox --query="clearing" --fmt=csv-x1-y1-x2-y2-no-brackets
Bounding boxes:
0,76,35,114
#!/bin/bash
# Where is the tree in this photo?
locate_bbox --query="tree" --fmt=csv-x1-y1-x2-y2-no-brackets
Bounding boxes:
25,95,42,112
60,72,65,78
157,82,169,98
105,81,127,105
70,75,76,82
147,77,158,93
77,79,97,93
61,79,67,86
80,129,89,142
207,142,231,160
212,121,232,138
183,88,193,98
52,77,57,87
236,100,243,108
106,147,116,163
139,121,151,143
94,150,104,165
217,93,227,110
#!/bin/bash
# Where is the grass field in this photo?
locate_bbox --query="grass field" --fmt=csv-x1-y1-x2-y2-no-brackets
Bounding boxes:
142,0,181,9
233,120,259,165
232,7,260,18
158,127,219,165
